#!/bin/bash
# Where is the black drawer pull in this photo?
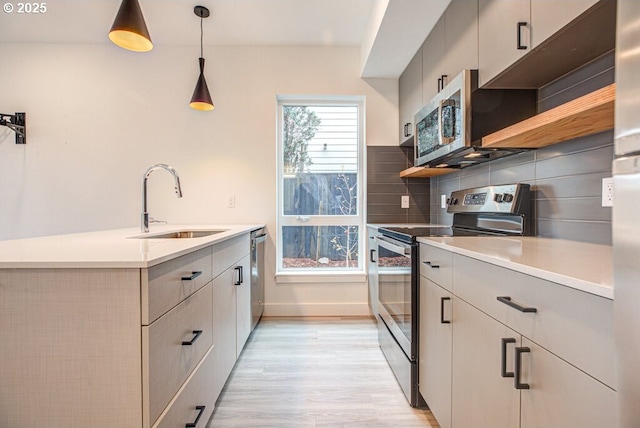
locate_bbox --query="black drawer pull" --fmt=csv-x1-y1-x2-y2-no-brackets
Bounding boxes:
185,405,206,428
234,266,243,285
423,261,440,269
515,346,531,390
370,249,377,263
501,338,516,378
182,330,203,346
181,271,203,281
517,22,528,50
440,297,451,324
497,296,537,313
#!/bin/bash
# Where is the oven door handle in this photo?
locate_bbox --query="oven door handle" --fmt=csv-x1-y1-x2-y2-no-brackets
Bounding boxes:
375,236,411,257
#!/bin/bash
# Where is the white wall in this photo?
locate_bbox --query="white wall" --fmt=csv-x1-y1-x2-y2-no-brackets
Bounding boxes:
0,42,398,316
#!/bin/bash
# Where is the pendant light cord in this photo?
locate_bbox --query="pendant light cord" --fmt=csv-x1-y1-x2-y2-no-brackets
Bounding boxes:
200,16,204,58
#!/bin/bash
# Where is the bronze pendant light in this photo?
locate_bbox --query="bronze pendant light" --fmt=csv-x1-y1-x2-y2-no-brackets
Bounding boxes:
189,6,214,111
109,0,153,52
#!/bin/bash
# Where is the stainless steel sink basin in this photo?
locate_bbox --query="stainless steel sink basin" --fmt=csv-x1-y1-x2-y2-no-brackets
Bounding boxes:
131,230,227,239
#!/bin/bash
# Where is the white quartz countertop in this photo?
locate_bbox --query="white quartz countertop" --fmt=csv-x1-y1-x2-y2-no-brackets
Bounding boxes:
418,236,613,300
0,224,265,269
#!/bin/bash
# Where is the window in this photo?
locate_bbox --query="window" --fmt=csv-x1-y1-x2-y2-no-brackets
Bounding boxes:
277,96,365,273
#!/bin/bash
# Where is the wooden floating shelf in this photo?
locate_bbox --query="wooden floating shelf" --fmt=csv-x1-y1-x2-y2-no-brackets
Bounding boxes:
482,83,615,149
399,166,458,178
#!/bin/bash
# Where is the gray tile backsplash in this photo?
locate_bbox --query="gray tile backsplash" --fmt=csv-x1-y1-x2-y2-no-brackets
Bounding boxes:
368,51,614,244
429,52,615,244
367,146,430,224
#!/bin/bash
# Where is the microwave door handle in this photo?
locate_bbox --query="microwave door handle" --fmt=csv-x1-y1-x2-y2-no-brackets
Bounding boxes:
439,99,456,145
438,99,445,147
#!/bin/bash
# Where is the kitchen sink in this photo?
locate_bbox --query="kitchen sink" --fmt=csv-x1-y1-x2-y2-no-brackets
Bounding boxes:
131,230,227,239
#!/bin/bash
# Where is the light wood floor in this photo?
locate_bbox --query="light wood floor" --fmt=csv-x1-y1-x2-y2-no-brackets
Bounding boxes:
207,317,439,428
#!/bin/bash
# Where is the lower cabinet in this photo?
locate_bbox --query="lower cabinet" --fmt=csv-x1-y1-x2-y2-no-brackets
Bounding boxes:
418,243,617,428
451,297,522,428
0,233,253,428
419,277,452,428
211,235,251,401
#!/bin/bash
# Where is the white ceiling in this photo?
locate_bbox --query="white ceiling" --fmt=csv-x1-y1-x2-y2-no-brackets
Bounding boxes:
0,0,449,78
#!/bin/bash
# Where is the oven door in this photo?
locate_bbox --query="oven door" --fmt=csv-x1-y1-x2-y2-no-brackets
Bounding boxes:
376,235,416,360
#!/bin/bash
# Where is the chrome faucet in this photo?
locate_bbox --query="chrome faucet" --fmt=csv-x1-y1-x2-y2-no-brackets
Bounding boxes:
141,163,183,232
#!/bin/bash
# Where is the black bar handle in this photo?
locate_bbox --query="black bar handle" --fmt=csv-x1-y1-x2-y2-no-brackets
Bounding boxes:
437,77,442,92
515,346,531,389
441,75,448,89
370,249,377,263
185,405,206,428
181,271,203,281
440,297,451,324
497,296,537,313
517,22,528,50
182,330,203,346
501,338,516,378
234,266,243,285
423,261,440,269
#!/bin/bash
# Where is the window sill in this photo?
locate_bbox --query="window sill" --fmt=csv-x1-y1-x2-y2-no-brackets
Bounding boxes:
275,271,367,284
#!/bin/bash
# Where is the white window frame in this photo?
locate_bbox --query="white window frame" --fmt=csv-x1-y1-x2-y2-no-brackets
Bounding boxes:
276,95,366,278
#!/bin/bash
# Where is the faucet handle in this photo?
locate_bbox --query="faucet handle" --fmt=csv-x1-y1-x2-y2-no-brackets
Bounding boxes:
149,217,167,225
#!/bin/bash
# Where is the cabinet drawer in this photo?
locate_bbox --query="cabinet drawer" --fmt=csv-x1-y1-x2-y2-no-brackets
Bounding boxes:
419,244,453,291
452,254,615,388
213,234,249,277
143,282,214,427
153,345,216,428
143,247,213,324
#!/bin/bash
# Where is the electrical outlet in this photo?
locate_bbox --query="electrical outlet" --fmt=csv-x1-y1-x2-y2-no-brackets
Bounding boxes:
401,195,410,209
441,194,447,209
602,178,613,207
227,195,236,208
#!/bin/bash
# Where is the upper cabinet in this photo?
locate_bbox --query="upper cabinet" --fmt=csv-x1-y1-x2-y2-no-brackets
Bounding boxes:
399,47,423,145
478,0,599,87
399,0,478,145
423,0,479,103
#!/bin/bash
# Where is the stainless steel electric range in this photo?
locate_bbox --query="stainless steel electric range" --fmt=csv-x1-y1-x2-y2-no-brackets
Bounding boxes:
375,183,531,407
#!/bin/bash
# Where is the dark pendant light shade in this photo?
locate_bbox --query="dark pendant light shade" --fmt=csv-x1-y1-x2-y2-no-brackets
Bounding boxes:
190,57,215,111
109,0,153,52
189,6,214,111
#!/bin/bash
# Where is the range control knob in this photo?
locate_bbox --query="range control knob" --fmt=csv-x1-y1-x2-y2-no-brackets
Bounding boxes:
503,193,514,203
494,194,504,203
451,197,458,205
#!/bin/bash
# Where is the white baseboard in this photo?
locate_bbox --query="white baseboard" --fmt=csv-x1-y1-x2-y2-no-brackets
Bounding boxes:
264,302,372,317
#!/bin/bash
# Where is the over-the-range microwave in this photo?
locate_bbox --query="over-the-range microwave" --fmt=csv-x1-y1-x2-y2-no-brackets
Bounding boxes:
414,70,537,168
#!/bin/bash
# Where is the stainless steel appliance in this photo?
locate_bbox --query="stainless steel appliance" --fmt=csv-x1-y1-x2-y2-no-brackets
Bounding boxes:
376,183,531,407
613,2,640,425
414,70,536,168
250,228,267,331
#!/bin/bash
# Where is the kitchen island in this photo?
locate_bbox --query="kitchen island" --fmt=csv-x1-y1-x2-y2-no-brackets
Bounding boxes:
417,236,615,428
0,224,264,428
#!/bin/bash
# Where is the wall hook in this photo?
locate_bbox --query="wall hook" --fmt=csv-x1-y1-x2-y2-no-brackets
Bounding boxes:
0,112,26,144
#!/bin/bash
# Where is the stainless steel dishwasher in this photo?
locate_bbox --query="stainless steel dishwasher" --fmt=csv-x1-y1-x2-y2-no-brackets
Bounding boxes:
250,228,267,330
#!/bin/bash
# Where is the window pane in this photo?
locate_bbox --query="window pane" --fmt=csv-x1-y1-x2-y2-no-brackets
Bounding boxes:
283,173,358,216
282,225,359,269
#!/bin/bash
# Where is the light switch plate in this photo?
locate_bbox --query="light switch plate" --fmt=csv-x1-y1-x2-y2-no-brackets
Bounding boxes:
441,194,447,209
401,195,410,209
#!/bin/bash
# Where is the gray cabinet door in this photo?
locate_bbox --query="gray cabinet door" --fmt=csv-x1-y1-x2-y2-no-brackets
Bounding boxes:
478,0,530,87
422,15,445,103
399,48,423,144
451,297,520,428
442,0,479,81
419,277,453,428
519,337,616,428
530,0,598,47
